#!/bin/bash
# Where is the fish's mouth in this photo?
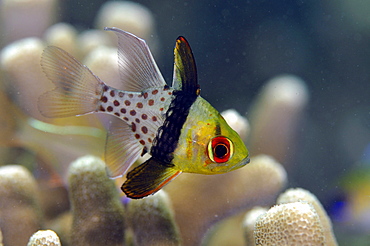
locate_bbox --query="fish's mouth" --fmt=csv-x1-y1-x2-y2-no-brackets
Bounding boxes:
225,155,251,172
237,156,250,168
209,155,250,173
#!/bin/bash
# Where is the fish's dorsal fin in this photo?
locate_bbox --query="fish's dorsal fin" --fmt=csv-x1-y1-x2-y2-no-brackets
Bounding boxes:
121,158,181,199
105,121,142,178
172,36,200,95
105,27,166,92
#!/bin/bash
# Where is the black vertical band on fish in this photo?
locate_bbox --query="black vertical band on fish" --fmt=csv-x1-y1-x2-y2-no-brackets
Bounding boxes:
151,90,198,164
141,35,200,164
121,35,201,198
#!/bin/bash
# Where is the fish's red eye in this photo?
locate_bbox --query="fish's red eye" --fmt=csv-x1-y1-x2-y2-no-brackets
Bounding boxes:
208,136,233,163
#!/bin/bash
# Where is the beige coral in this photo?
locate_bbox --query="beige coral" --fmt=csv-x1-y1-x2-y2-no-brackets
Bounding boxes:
0,229,3,246
0,37,53,121
27,230,61,246
0,0,59,43
68,155,125,246
126,190,181,246
248,74,309,166
0,165,43,245
243,206,268,245
77,29,113,59
95,1,155,41
277,188,338,246
44,23,78,57
254,201,325,245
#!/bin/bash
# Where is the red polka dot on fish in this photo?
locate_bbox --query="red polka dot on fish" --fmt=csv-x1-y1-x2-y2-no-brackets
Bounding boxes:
97,85,175,155
141,126,148,134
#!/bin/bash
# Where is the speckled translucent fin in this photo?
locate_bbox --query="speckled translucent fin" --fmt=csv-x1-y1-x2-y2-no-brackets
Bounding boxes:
121,158,182,199
105,27,166,92
39,46,103,118
105,122,142,178
172,36,199,95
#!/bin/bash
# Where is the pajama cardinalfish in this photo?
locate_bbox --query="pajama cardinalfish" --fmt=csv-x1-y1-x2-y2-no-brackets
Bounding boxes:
38,27,250,199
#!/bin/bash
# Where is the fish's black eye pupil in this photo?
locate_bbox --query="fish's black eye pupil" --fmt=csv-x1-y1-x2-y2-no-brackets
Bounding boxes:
214,143,228,158
208,136,233,163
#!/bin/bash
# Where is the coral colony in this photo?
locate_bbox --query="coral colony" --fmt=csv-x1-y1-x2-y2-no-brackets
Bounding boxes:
0,0,344,245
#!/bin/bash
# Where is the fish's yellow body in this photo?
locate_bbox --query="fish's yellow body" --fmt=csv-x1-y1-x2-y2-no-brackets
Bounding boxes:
174,97,249,174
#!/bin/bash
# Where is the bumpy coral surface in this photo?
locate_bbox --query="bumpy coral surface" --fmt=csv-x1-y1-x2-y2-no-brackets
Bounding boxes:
254,201,325,245
0,165,43,246
243,206,268,245
277,188,338,246
27,230,61,246
68,155,125,246
126,190,181,246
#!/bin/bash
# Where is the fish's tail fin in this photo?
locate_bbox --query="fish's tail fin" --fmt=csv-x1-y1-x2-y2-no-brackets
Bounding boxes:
38,46,103,118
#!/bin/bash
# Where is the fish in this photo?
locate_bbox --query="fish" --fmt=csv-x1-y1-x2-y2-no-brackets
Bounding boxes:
38,27,250,199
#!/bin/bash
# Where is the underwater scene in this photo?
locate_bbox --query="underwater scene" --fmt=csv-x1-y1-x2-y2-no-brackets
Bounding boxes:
0,0,369,245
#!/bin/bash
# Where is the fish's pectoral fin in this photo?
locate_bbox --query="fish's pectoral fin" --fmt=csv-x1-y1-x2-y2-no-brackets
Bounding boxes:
172,36,199,96
121,158,181,199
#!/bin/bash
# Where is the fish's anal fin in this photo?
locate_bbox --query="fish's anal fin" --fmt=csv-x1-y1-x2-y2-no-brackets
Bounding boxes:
172,36,199,96
105,121,142,178
122,158,181,199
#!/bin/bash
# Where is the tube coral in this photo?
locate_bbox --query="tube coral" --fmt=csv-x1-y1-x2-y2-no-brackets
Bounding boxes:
27,230,61,246
68,155,125,246
44,23,78,57
95,1,155,40
0,37,53,121
248,74,309,166
243,206,268,246
126,190,181,246
277,188,338,246
0,0,59,43
0,165,43,246
254,201,325,245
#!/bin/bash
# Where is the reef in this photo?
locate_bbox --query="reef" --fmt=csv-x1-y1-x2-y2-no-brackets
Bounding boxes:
0,0,359,245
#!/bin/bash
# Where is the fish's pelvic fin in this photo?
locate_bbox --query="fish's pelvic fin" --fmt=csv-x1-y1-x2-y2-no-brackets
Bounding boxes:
105,122,142,178
172,36,199,96
39,46,103,118
104,27,166,92
121,158,181,199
